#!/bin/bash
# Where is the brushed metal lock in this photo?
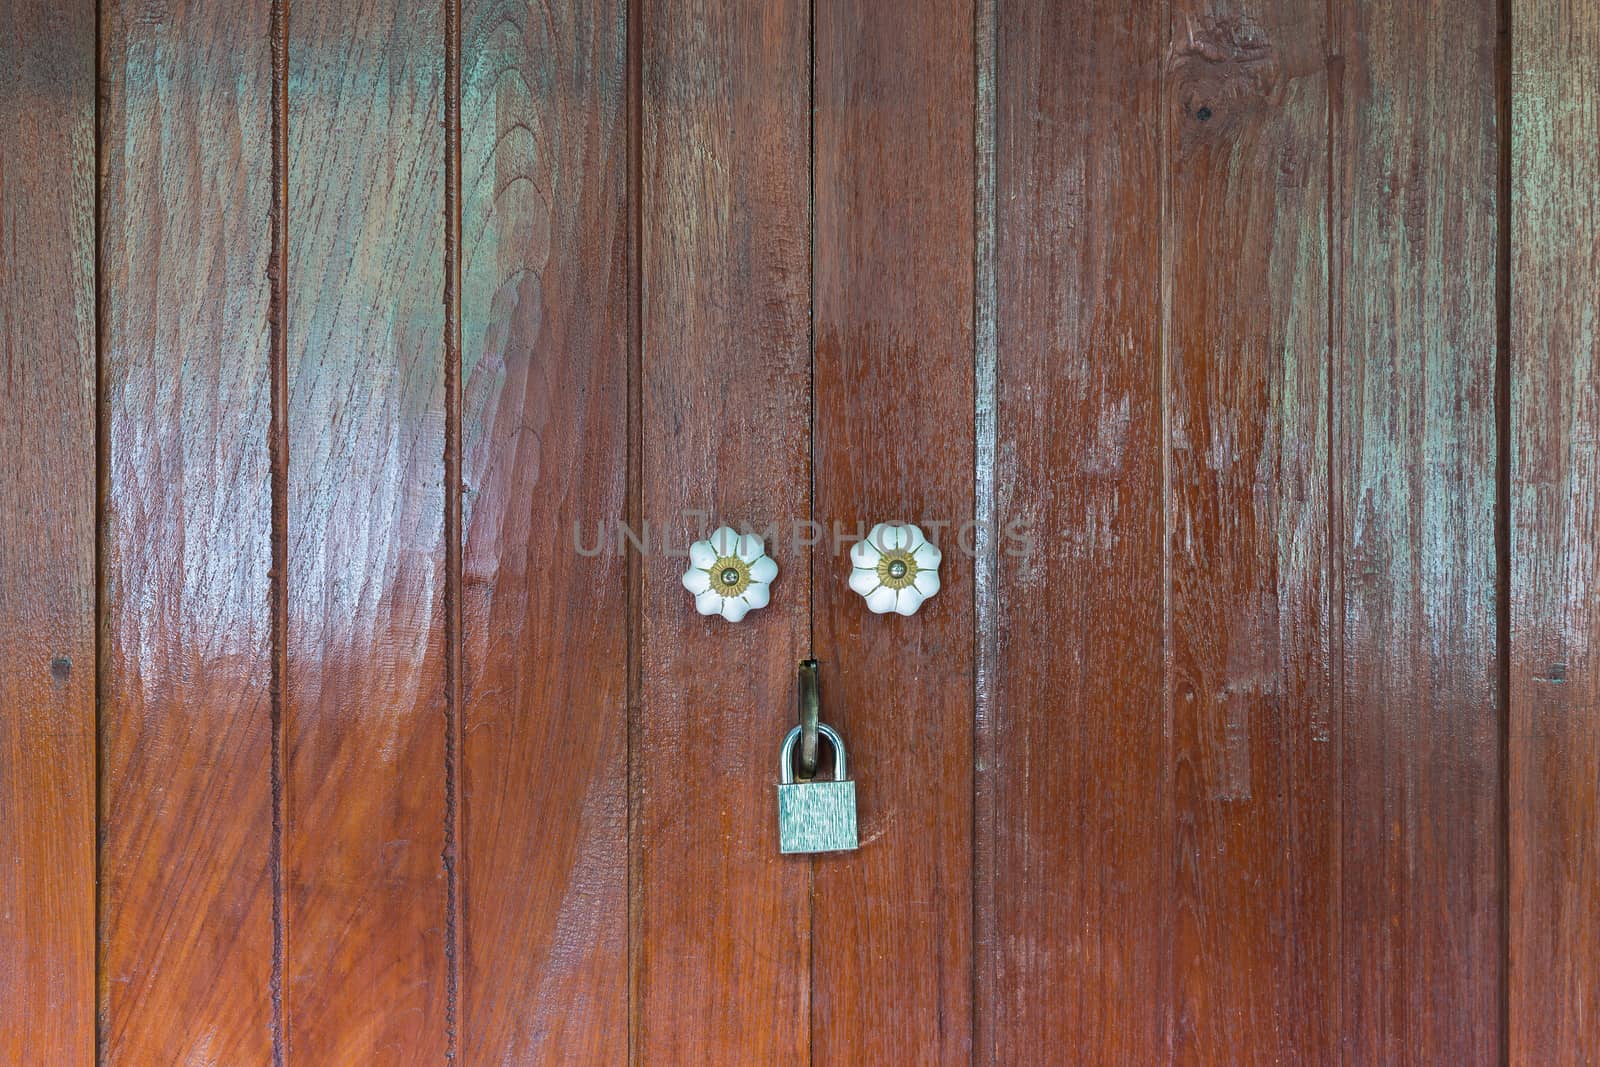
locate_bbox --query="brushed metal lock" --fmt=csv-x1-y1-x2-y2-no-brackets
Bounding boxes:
777,722,858,854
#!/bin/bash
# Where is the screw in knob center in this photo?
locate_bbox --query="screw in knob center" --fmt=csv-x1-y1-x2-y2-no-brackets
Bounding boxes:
887,559,908,580
720,567,741,586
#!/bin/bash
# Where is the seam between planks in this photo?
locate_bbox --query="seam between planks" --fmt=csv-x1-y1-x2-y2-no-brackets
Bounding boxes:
268,0,290,1061
625,0,644,1059
93,0,108,1059
442,0,465,1057
1494,0,1513,1058
805,0,817,1059
1157,1,1176,1061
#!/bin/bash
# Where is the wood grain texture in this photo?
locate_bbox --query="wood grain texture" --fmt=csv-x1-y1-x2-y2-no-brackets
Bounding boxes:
458,0,629,1060
0,6,1575,1060
1165,4,1335,1061
1510,0,1600,1059
285,0,450,1059
97,0,278,1061
982,1,1167,1060
1336,0,1505,1059
0,2,96,1063
633,0,812,1060
811,0,974,1062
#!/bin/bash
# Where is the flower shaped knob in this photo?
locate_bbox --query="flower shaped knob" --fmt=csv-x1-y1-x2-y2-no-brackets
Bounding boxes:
848,523,941,616
682,525,778,622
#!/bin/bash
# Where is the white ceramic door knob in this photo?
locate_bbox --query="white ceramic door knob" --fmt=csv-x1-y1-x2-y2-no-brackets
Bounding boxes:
682,525,778,622
848,522,941,615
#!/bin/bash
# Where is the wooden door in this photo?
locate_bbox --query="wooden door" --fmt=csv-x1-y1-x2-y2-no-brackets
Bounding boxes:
2,0,1598,1063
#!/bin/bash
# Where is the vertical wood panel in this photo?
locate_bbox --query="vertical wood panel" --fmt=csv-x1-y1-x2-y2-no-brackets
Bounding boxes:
98,0,278,1061
1164,3,1335,1061
459,0,630,1060
1511,0,1600,1059
633,1,812,1061
811,0,973,1062
0,2,96,1063
1337,0,1504,1059
285,0,450,1059
983,2,1168,1060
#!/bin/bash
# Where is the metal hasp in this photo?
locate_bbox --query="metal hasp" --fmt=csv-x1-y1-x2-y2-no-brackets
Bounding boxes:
797,658,821,777
777,722,859,854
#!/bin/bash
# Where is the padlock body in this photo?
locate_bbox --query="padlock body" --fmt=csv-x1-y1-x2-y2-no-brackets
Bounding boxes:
776,779,858,854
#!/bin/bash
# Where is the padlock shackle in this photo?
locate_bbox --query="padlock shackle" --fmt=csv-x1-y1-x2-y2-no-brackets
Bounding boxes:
779,722,846,784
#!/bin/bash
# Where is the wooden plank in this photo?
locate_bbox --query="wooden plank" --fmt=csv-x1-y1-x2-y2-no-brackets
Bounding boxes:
284,0,451,1059
810,0,973,1061
632,0,812,1059
1336,0,1505,1059
1164,4,1336,1061
0,2,96,1062
981,1,1168,1060
97,0,278,1062
458,0,630,1060
1510,0,1600,1059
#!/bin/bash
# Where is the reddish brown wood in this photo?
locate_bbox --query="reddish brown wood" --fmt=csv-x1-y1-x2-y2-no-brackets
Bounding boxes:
632,0,812,1060
0,2,96,1062
2,6,1578,1058
1336,0,1505,1059
458,0,630,1061
284,0,450,1059
1510,0,1600,1060
811,0,974,1062
981,2,1168,1060
1165,4,1336,1061
97,1,278,1062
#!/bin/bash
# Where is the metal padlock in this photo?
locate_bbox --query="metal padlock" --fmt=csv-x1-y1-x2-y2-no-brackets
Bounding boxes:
777,722,858,854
